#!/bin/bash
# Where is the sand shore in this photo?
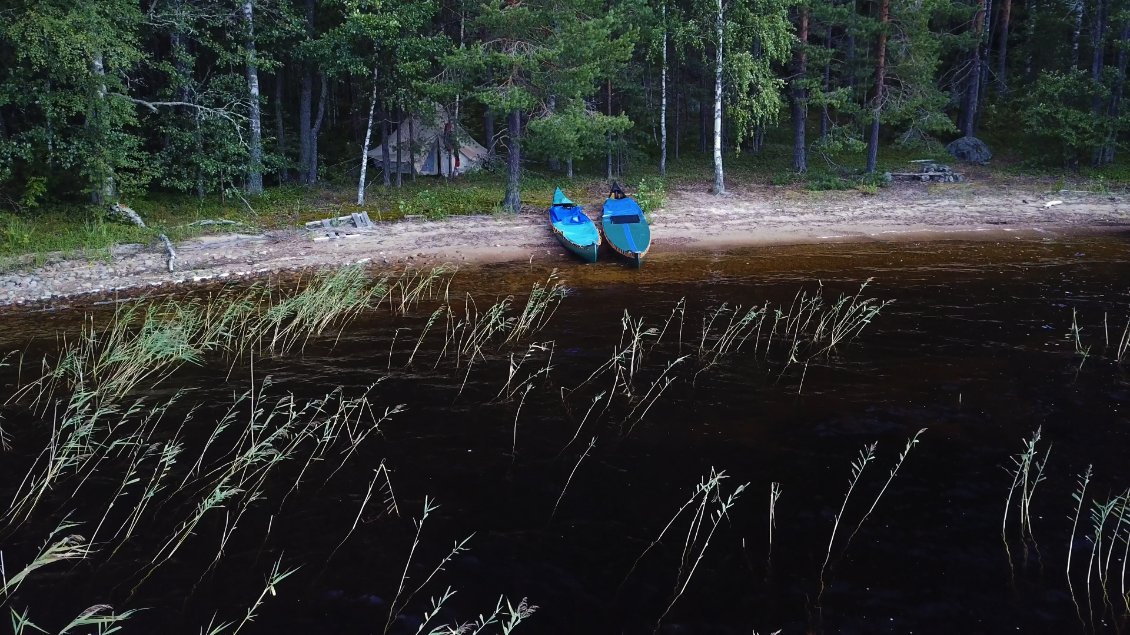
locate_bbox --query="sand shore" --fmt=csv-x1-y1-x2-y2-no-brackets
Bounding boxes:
1,178,1127,308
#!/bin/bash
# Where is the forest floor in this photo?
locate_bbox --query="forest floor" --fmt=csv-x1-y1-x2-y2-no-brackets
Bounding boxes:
2,164,1128,308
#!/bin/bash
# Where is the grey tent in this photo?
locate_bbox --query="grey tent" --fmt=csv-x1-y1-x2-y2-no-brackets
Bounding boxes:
366,104,489,177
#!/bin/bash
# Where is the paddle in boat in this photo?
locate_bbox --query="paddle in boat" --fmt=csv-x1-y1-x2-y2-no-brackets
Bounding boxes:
600,181,651,267
549,187,601,263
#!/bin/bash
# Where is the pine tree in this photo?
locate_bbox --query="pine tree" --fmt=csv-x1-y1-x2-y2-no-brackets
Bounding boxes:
454,0,633,212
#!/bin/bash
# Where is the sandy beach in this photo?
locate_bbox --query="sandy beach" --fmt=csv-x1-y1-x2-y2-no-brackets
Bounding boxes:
1,177,1128,308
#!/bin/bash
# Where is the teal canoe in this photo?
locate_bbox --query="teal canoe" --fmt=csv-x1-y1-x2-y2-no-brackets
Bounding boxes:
601,186,651,267
549,188,601,263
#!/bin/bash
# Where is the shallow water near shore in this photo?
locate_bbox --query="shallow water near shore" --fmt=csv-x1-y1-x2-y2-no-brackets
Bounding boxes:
2,235,1129,634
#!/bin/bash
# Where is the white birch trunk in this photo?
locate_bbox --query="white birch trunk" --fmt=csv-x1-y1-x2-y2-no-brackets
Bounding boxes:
357,66,379,205
1071,0,1083,68
660,1,668,177
712,0,725,195
243,0,263,195
91,52,115,203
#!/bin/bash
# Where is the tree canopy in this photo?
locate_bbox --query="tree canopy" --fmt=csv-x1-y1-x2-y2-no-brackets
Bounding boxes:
1,0,1128,210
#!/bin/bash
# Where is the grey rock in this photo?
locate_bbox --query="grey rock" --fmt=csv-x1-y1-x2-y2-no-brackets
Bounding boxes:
945,136,992,164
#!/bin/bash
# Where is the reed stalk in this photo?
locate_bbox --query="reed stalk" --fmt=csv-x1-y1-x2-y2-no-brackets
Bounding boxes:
1002,427,1051,549
231,557,299,635
1067,466,1093,622
819,442,877,595
551,437,597,520
768,482,782,563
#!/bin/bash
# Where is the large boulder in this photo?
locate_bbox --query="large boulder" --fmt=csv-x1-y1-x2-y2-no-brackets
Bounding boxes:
945,136,992,164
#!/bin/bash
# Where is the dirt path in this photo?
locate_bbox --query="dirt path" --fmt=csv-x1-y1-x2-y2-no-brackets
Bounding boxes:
2,180,1128,308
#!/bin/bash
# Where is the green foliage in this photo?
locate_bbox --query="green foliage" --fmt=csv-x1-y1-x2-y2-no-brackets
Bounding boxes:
718,0,797,149
2,213,34,251
769,171,804,186
883,0,960,142
527,105,633,164
805,174,854,191
19,177,48,211
1018,70,1114,166
635,176,667,216
398,189,449,220
0,0,149,201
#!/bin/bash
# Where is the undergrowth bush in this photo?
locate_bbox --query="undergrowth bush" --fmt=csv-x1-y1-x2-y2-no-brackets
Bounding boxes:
636,177,666,216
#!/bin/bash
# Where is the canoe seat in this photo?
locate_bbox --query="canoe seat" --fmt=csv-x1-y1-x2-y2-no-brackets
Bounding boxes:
551,205,587,225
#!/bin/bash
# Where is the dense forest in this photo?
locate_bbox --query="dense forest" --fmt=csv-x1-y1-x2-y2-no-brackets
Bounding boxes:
0,0,1127,214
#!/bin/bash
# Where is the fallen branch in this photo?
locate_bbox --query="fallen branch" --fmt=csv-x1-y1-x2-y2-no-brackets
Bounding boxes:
182,219,243,227
157,234,177,272
110,203,177,272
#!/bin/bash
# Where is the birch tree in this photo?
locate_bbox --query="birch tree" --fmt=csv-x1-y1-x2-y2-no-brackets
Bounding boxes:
243,0,264,195
712,0,725,193
702,0,794,192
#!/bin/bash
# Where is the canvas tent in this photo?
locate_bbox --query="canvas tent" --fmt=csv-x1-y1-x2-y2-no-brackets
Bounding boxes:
366,105,489,177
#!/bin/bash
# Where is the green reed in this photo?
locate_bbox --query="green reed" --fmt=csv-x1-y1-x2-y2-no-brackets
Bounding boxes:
619,468,747,629
1002,427,1051,550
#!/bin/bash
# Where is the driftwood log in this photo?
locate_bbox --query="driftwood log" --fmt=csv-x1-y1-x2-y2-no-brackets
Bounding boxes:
889,160,965,183
110,203,177,272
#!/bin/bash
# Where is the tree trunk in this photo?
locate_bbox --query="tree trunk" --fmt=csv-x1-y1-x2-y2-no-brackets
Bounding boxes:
484,109,495,159
979,0,993,109
409,114,417,182
618,132,625,176
357,66,379,205
866,0,890,174
962,0,986,138
298,0,315,184
791,7,809,173
309,72,327,184
1101,21,1129,164
1092,0,1108,164
91,51,115,204
502,109,521,213
299,69,312,184
660,1,668,177
1092,0,1107,113
547,95,560,171
712,0,725,194
700,71,708,154
242,1,263,195
607,79,613,180
675,82,681,159
567,157,574,178
275,68,288,184
381,109,391,187
396,105,403,187
996,0,1012,94
820,24,832,140
1071,0,1084,69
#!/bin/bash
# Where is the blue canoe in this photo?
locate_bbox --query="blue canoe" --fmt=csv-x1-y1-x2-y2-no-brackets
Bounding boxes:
549,188,601,263
601,193,651,267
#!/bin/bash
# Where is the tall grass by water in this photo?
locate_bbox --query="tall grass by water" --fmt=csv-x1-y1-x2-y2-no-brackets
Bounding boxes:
6,267,1122,633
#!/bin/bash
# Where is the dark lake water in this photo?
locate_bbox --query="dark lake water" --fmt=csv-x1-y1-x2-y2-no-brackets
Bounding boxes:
1,235,1129,634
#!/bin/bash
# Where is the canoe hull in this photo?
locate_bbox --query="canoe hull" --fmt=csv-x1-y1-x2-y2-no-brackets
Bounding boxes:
553,232,599,263
549,190,601,263
601,215,651,267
